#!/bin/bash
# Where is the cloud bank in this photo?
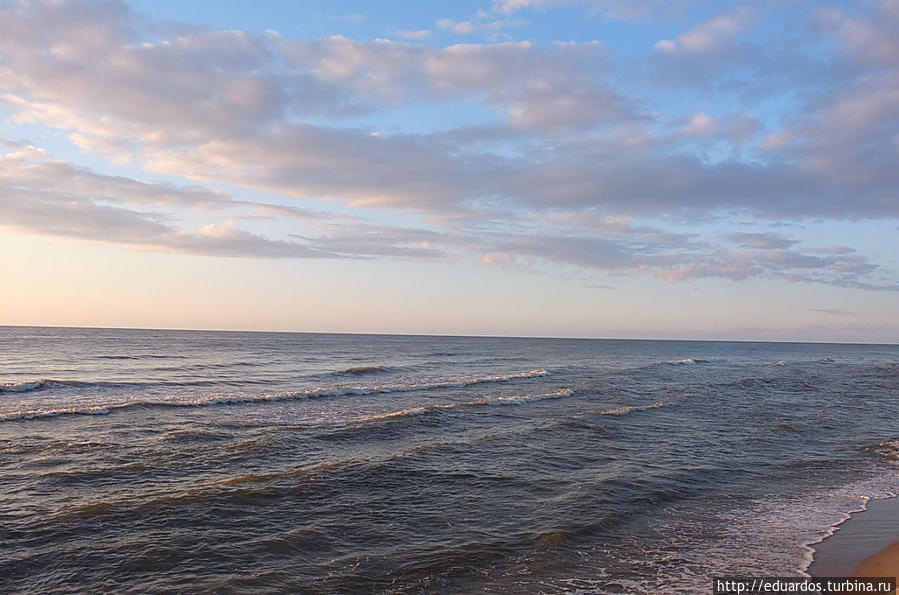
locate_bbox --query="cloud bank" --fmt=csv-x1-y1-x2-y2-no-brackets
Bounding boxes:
0,0,896,290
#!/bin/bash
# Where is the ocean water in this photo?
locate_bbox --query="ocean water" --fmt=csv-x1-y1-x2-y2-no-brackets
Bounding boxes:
1,326,897,594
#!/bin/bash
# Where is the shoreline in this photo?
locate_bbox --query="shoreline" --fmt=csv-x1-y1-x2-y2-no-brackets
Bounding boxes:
808,495,899,579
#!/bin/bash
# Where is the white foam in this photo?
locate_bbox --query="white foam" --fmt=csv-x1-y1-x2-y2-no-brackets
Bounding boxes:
0,368,552,422
0,380,46,393
547,470,899,594
2,405,115,420
649,358,711,367
600,401,666,416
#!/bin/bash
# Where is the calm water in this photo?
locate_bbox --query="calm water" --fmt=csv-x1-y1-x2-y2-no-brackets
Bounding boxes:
1,327,898,593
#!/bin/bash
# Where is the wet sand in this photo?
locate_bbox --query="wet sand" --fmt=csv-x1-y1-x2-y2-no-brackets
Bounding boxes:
809,496,899,582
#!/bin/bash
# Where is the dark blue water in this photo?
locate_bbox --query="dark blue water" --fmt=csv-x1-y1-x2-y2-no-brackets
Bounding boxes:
1,327,897,593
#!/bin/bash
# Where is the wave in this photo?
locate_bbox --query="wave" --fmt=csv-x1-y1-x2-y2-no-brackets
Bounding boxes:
650,358,709,367
330,365,393,376
723,376,777,388
349,389,574,424
599,401,666,416
0,380,47,393
2,404,126,420
95,354,188,360
203,459,360,488
149,361,272,373
0,368,551,422
0,378,162,393
864,439,899,463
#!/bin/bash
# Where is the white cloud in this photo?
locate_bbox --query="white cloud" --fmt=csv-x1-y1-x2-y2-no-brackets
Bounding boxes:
395,29,431,41
0,143,445,260
435,14,526,38
678,112,761,147
436,19,478,34
0,0,896,292
818,4,899,67
653,39,676,53
728,232,797,250
655,7,752,54
492,0,663,20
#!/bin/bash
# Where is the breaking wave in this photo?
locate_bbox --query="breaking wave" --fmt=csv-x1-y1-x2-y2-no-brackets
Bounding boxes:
0,368,551,422
600,401,666,416
650,358,709,367
0,380,47,393
864,439,899,463
349,389,575,424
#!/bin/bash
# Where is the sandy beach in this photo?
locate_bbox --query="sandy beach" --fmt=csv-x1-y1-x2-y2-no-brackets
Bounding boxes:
810,496,899,586
854,541,899,592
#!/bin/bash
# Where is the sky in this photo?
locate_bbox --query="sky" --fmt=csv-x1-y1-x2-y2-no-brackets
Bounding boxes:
0,0,897,342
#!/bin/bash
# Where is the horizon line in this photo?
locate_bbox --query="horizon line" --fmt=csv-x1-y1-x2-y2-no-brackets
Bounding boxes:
1,323,896,347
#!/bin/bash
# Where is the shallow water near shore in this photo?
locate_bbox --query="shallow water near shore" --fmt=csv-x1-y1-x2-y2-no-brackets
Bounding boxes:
2,327,898,593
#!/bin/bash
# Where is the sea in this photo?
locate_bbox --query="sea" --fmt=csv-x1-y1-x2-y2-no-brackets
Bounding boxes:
1,326,897,594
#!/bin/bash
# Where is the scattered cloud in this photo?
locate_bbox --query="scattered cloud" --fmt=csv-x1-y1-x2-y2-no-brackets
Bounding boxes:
678,112,761,147
728,232,797,250
395,29,431,41
436,18,479,35
0,0,896,294
435,13,527,38
0,144,444,260
654,7,752,54
492,0,663,20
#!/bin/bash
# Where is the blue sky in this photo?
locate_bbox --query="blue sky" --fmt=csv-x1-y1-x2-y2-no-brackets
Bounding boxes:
0,0,897,341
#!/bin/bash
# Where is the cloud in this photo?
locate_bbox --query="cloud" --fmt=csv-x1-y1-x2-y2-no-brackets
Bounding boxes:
648,246,890,288
809,308,854,317
728,232,797,250
435,13,527,38
0,0,897,293
654,7,752,54
678,112,761,147
492,0,663,20
810,245,856,255
2,140,893,291
817,3,899,67
0,145,330,258
290,223,448,259
0,0,627,139
442,208,894,290
2,0,895,223
0,144,446,260
395,29,431,41
436,19,479,35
